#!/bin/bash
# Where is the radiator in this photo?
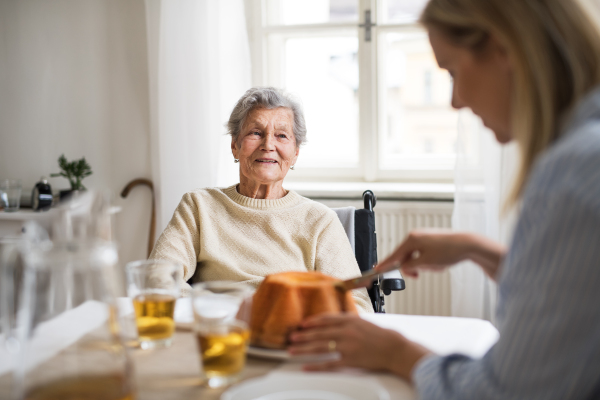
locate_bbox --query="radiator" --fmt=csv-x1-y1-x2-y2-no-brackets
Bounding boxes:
315,199,454,316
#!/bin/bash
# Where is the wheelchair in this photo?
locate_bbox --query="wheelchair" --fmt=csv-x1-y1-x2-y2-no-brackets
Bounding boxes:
333,190,406,313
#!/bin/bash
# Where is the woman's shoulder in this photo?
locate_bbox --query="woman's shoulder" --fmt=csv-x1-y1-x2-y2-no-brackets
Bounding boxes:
537,89,600,182
527,118,600,211
535,120,600,180
291,191,338,219
178,186,235,205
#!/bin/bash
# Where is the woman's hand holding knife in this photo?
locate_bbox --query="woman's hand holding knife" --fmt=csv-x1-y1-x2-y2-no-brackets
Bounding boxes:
375,230,507,281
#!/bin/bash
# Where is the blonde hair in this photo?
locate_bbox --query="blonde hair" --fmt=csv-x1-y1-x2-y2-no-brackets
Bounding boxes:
421,0,600,205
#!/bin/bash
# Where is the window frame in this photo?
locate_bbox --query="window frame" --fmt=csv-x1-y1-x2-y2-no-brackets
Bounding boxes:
246,0,455,184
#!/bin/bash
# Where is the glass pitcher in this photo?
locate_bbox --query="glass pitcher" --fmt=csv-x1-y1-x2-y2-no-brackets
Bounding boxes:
14,193,135,400
0,236,25,399
1,236,23,352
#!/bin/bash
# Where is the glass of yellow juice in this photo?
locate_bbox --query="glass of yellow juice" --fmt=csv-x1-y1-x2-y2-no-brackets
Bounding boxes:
192,282,253,388
126,260,182,350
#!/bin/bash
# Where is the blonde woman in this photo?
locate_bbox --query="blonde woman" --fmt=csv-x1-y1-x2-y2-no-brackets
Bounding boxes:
289,0,600,398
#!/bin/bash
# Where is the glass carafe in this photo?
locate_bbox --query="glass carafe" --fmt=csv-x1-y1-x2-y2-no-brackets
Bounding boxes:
15,239,134,400
0,236,24,399
14,193,134,400
1,236,23,352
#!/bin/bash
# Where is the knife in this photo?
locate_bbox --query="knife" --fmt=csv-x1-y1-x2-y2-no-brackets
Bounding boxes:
335,261,401,291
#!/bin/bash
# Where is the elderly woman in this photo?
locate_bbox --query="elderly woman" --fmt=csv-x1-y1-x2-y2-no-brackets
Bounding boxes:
150,87,372,313
290,0,600,398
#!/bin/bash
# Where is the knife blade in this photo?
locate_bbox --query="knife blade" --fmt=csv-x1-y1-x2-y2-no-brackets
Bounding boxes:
335,261,401,291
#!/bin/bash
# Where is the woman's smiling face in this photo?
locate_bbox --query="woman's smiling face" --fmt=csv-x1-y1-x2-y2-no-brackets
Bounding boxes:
232,107,299,187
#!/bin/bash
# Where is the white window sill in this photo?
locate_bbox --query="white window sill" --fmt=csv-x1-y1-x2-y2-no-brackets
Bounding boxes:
285,182,454,201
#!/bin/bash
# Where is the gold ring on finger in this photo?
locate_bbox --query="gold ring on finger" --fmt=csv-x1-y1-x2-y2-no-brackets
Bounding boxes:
328,340,337,352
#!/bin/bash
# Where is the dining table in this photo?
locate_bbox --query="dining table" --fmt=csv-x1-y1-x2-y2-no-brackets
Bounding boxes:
138,313,499,400
0,304,499,400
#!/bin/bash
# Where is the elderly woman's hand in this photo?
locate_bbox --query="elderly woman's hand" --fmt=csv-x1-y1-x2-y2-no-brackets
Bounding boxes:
288,313,431,381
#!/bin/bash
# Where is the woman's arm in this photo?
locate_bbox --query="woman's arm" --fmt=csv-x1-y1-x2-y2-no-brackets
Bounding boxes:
149,193,201,290
464,234,507,280
313,214,374,312
376,231,507,281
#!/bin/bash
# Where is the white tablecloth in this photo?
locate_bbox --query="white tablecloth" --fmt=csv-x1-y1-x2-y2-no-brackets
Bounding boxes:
364,313,499,358
1,299,500,400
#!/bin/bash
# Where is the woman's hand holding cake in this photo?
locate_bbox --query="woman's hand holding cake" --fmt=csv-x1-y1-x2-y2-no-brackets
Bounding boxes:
288,313,431,380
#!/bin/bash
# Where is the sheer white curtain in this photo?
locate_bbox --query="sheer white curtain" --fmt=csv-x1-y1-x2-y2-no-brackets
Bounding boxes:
451,110,518,322
145,0,251,233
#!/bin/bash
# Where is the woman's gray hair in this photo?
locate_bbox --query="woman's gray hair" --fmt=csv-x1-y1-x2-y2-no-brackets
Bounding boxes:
227,87,307,147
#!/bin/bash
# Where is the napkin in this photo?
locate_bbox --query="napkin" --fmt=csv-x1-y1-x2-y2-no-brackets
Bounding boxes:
0,301,108,376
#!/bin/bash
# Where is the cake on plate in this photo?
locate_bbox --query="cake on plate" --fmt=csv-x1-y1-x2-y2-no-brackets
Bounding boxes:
250,271,358,349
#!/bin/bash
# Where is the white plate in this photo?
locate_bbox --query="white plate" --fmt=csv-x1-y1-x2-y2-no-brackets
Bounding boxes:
247,346,340,363
221,372,390,400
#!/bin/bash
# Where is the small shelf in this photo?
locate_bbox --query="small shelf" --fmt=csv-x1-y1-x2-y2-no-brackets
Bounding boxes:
0,206,121,221
0,209,55,220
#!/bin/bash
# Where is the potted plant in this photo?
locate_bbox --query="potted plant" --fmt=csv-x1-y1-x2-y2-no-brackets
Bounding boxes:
51,154,93,201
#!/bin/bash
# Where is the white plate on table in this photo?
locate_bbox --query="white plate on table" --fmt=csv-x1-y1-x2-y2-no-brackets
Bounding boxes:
247,346,340,363
221,372,390,400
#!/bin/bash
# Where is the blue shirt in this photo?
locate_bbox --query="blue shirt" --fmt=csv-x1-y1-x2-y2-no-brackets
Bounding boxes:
413,87,600,399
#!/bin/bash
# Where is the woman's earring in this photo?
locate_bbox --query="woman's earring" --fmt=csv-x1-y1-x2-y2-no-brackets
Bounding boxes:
290,165,295,170
234,159,239,163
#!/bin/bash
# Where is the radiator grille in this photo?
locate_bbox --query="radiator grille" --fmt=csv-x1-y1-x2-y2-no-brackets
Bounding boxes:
316,199,454,316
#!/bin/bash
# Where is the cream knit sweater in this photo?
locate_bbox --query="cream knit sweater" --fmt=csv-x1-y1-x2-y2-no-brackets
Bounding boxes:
149,184,373,313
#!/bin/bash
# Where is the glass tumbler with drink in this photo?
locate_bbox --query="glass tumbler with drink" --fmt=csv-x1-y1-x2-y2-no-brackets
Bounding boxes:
192,281,253,388
125,260,182,350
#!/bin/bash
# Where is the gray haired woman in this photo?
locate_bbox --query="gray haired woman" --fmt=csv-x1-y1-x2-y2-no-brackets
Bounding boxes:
149,87,373,313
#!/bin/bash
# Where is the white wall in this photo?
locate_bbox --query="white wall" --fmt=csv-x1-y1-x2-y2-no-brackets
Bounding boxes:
0,0,152,285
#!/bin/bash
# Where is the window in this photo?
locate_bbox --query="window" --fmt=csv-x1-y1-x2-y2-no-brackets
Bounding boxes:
247,0,459,182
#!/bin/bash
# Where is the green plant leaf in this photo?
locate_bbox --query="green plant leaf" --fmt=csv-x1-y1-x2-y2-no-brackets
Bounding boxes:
52,154,93,190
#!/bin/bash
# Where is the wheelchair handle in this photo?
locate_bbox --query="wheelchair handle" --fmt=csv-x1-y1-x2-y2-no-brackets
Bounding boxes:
363,190,376,211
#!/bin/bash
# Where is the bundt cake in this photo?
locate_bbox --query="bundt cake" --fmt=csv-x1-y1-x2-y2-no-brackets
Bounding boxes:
250,271,358,349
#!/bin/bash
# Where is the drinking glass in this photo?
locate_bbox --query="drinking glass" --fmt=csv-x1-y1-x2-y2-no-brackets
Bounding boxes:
125,260,182,350
0,180,22,212
16,237,134,400
192,281,253,388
